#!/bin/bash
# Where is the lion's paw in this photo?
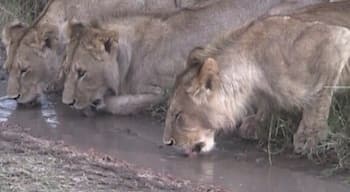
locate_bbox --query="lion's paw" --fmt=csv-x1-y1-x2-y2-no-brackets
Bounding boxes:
293,127,327,154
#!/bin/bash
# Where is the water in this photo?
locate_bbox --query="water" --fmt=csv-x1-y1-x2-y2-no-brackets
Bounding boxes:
0,81,349,192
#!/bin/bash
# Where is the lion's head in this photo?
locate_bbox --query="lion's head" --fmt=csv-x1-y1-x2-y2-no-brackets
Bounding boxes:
163,47,223,156
61,21,120,110
1,21,59,104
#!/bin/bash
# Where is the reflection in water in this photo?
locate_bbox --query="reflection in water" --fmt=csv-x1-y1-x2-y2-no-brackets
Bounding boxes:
0,96,59,129
0,97,17,122
39,97,59,128
198,161,215,183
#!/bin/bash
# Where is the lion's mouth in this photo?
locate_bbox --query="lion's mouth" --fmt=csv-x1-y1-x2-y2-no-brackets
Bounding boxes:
183,142,205,158
17,99,41,108
91,99,102,107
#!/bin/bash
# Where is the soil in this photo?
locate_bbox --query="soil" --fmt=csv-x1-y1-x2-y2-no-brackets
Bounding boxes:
0,122,224,192
0,42,6,81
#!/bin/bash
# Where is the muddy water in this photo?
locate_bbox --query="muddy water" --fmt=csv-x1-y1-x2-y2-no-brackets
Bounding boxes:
0,82,349,192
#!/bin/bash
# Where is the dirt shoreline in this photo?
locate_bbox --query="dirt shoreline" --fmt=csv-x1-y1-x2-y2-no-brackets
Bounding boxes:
0,42,6,81
0,122,225,192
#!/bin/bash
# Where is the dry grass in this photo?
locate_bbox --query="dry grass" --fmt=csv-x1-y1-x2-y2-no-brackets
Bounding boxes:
256,93,350,173
0,0,48,31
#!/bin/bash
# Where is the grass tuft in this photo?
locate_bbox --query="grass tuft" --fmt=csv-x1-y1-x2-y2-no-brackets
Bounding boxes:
257,93,350,171
0,0,48,31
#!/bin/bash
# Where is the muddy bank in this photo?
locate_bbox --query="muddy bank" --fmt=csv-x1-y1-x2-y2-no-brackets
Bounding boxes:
0,122,224,192
0,42,6,81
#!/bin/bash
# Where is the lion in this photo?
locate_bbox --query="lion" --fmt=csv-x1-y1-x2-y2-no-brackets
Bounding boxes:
60,0,327,114
163,1,350,156
0,0,221,105
237,0,350,140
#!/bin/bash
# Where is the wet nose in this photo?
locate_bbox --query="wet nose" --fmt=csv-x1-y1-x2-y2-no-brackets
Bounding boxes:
10,94,20,100
164,138,176,146
68,99,76,106
192,142,205,153
92,99,102,106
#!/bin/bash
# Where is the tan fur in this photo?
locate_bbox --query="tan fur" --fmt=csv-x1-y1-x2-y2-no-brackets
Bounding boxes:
59,0,327,113
164,1,350,155
239,0,350,139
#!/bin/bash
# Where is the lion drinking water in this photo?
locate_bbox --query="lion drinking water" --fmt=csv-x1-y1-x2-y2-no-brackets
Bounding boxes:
163,1,350,155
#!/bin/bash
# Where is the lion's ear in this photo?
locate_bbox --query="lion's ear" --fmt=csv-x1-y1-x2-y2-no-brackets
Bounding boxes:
61,19,85,76
2,20,28,70
35,24,59,50
98,30,119,54
186,46,205,68
2,20,28,46
187,58,220,103
102,30,120,92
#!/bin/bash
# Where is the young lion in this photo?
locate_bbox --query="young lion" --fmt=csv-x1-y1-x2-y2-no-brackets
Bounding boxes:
163,1,350,156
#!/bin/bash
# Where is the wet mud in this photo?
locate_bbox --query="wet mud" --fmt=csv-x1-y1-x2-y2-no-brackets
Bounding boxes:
0,42,6,81
0,82,349,191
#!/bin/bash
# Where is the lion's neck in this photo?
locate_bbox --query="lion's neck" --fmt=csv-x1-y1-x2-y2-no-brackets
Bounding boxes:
209,59,264,130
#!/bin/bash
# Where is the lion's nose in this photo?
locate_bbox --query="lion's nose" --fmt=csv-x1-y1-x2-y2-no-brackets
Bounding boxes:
68,99,76,106
164,138,176,146
92,99,102,106
10,94,20,100
192,142,205,153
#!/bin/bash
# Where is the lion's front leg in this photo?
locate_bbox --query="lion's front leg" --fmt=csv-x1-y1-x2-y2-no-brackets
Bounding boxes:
293,90,332,154
99,93,163,115
237,110,266,140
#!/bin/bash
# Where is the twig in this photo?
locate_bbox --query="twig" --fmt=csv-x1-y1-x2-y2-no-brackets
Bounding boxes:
268,116,274,166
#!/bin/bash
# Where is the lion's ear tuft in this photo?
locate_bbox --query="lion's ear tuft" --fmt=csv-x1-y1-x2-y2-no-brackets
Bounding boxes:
186,58,220,103
2,20,28,46
198,58,219,90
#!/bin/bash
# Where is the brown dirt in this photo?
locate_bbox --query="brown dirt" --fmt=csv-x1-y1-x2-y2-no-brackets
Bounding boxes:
0,122,225,192
0,42,6,81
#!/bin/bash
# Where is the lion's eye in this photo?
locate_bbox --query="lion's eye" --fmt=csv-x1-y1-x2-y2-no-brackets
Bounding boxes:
20,68,28,74
77,69,86,79
175,111,182,121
